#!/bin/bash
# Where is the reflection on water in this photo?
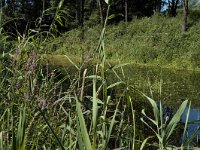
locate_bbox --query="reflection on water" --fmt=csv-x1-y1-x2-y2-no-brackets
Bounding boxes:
182,107,200,142
109,65,200,107
110,65,200,143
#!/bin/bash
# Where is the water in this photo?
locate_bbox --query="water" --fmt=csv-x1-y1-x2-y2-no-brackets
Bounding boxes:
108,65,200,143
111,65,200,107
182,107,200,142
62,64,200,143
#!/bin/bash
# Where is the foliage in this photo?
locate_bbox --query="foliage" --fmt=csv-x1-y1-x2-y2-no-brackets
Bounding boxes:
0,1,200,150
44,13,200,70
1,0,192,36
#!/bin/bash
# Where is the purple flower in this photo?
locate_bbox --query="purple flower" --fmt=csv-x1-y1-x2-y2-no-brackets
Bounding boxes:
46,62,49,77
52,84,57,100
37,97,48,110
25,49,37,75
31,64,37,72
16,81,21,89
34,84,39,97
16,48,21,55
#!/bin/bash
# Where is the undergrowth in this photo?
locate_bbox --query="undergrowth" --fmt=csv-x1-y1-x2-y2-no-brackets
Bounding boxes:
43,11,200,70
0,1,200,150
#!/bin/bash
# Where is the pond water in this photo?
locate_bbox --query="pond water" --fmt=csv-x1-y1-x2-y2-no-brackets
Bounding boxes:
118,65,200,142
110,65,200,107
182,107,200,142
63,63,200,142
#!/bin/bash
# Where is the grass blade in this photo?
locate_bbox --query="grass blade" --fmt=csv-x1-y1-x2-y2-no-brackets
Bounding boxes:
181,101,191,147
40,110,65,150
92,76,98,148
165,100,188,142
76,97,93,150
104,99,120,149
0,132,4,150
140,136,153,150
184,128,200,146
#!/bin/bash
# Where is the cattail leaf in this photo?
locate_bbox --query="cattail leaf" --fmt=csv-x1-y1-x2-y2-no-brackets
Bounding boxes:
140,136,153,150
107,81,124,89
76,97,93,150
0,132,4,150
165,100,188,142
184,127,200,146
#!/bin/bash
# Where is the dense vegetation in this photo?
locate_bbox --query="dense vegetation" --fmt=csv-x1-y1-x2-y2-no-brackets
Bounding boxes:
1,0,200,150
44,11,200,70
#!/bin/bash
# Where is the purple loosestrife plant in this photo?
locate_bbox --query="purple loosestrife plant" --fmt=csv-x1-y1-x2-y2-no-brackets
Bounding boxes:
15,80,21,89
37,96,48,111
25,49,37,76
24,49,38,101
16,48,21,55
46,61,49,77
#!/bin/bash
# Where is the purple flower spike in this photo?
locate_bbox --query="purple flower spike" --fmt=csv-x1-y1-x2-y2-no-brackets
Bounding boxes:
16,48,21,55
31,64,37,72
16,81,21,89
46,62,49,77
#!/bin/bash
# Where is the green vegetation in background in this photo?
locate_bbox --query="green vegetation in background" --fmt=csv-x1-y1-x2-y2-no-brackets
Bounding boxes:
43,11,200,70
1,0,200,149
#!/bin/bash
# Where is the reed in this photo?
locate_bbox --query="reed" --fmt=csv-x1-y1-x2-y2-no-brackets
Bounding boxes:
0,0,200,149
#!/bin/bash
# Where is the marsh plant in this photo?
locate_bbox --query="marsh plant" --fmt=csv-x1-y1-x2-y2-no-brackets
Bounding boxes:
0,0,200,150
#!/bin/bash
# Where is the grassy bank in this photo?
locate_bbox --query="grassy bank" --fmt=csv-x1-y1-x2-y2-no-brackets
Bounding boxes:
43,12,200,70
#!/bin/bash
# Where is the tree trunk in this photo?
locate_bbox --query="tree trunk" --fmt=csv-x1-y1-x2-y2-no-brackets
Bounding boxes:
2,0,5,7
42,0,46,13
34,0,41,18
155,0,162,13
76,0,79,24
98,0,104,26
80,0,85,39
21,0,25,14
0,0,2,27
125,0,128,26
182,0,188,32
81,0,85,29
168,0,179,17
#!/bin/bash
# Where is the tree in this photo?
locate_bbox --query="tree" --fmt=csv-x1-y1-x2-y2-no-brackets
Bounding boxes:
168,0,179,17
98,0,104,26
154,0,163,13
125,0,128,25
182,0,188,32
189,0,199,9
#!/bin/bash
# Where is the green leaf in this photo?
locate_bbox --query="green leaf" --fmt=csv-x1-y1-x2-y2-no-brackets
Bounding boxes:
104,100,120,149
58,0,64,9
140,136,153,150
85,75,102,80
108,14,116,20
142,94,159,124
181,101,191,147
92,77,98,147
165,100,188,142
76,97,93,150
141,109,157,126
112,63,130,69
0,132,4,150
64,55,79,70
184,127,200,146
104,0,109,4
107,81,124,89
40,110,65,150
108,13,124,20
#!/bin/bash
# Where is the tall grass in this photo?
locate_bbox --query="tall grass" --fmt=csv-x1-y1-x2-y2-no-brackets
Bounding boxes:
0,0,200,150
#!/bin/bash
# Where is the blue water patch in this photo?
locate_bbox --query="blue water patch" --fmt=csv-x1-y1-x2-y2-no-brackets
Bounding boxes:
182,107,200,140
